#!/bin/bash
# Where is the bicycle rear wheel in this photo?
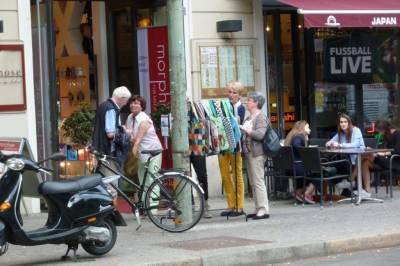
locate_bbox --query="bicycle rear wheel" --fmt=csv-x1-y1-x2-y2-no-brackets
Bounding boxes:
144,172,204,232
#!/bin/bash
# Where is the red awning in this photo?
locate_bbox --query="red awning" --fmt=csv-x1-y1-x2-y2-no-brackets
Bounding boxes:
279,0,400,28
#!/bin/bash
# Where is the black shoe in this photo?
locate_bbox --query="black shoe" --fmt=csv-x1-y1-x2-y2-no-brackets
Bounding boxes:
246,213,256,219
252,214,270,220
220,210,231,216
341,188,352,197
228,211,244,217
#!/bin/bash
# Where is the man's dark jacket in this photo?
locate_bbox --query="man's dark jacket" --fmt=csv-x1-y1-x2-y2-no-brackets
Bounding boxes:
92,99,120,155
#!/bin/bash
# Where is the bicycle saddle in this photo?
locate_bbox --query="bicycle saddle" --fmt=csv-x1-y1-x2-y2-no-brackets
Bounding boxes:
38,175,102,195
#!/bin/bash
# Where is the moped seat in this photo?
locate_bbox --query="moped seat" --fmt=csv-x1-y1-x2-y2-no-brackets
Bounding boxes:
39,175,103,195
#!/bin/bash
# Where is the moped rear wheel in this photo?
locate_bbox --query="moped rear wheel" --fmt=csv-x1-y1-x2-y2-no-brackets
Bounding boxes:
81,218,117,256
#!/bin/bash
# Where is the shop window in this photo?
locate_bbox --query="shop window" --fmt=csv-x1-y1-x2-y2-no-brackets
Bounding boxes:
314,82,356,137
363,83,400,135
312,28,400,137
199,45,255,98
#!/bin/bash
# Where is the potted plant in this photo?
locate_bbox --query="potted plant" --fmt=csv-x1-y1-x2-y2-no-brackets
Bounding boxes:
61,103,95,146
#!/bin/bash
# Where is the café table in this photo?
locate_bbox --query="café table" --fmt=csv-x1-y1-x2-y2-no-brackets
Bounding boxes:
320,147,393,205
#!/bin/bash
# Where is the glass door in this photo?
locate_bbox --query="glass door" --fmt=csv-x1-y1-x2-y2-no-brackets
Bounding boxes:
264,12,305,137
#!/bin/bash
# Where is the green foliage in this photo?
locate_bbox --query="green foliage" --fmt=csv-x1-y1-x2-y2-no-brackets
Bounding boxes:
61,103,95,146
150,103,171,133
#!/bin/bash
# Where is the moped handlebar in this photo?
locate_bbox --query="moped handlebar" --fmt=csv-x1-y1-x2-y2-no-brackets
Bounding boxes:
0,152,22,163
0,151,58,173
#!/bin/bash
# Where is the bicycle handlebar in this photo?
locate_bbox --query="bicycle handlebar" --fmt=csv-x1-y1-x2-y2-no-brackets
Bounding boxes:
88,146,117,161
89,146,162,160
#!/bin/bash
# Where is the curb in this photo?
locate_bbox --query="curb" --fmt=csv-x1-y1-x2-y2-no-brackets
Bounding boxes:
146,232,400,266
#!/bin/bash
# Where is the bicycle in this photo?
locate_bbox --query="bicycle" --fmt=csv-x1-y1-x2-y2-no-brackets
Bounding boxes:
90,148,205,233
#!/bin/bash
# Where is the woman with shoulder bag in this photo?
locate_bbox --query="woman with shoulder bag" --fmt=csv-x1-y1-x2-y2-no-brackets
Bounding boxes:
240,92,270,220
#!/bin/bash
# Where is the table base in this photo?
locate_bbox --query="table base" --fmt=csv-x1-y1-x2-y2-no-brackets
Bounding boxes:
337,196,383,205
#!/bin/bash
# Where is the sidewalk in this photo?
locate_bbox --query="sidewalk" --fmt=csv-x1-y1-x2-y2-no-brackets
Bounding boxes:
3,187,400,266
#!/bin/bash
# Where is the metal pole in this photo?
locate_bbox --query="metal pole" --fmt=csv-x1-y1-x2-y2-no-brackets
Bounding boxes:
46,0,60,179
167,0,191,224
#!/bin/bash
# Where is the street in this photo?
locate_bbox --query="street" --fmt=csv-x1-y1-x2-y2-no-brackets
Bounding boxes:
273,246,400,266
2,193,400,266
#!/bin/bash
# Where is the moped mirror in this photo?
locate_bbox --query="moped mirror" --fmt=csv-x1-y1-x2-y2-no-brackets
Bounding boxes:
49,152,67,161
37,152,66,165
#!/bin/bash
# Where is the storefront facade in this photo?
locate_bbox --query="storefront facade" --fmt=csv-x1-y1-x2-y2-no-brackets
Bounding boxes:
0,0,40,212
263,0,400,139
0,1,37,154
0,1,267,199
5,0,400,203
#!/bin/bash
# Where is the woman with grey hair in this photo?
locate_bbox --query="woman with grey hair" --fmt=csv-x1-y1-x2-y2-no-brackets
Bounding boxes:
239,92,270,220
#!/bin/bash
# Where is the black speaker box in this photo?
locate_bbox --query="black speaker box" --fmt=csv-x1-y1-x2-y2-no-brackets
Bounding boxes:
216,20,242,32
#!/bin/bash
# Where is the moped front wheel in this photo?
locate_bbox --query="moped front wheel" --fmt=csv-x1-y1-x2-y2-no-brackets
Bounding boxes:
0,242,8,256
81,218,117,256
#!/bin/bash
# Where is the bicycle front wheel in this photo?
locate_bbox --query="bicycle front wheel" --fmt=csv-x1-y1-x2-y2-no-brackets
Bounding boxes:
144,172,205,233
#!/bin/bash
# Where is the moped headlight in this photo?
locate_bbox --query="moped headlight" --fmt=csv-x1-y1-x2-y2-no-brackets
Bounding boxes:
6,158,25,171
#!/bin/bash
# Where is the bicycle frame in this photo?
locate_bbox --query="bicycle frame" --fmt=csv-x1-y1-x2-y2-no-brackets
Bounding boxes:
93,156,179,216
89,148,206,233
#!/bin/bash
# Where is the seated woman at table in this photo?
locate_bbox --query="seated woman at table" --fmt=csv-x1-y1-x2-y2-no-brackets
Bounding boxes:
284,120,315,204
325,114,365,150
325,114,365,195
361,120,400,195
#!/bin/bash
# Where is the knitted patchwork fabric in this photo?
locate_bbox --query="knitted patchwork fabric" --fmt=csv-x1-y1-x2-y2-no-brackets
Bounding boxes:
212,100,236,151
202,100,230,152
221,99,241,146
189,120,208,155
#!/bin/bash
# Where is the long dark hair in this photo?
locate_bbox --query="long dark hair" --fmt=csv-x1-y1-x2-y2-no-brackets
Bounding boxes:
337,114,353,143
376,119,395,142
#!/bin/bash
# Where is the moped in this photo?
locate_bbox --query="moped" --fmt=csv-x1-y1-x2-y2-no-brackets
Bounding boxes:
0,151,126,260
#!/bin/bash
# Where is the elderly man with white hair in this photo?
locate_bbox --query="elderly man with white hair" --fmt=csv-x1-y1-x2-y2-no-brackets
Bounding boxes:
92,86,132,157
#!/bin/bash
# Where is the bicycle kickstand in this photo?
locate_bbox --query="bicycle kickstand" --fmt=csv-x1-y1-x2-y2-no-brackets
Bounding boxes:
135,208,142,231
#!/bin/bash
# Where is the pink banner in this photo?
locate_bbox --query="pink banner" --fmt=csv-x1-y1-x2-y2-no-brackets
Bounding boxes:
147,27,170,112
304,14,400,28
137,26,172,169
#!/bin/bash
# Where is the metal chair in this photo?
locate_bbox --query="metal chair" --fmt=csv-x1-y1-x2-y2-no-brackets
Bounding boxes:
298,147,352,206
370,154,400,198
269,146,304,201
308,138,329,147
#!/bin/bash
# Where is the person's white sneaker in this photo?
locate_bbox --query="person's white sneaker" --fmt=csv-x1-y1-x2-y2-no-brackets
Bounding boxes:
203,202,212,219
353,189,371,198
336,179,351,190
361,189,371,198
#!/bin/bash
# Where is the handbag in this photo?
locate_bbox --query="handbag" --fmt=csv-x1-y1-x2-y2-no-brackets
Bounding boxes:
114,126,131,165
122,151,139,193
262,123,281,157
322,166,337,177
114,126,130,150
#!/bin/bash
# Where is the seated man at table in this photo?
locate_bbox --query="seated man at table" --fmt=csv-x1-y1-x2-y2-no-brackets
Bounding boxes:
360,120,400,193
325,114,366,196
